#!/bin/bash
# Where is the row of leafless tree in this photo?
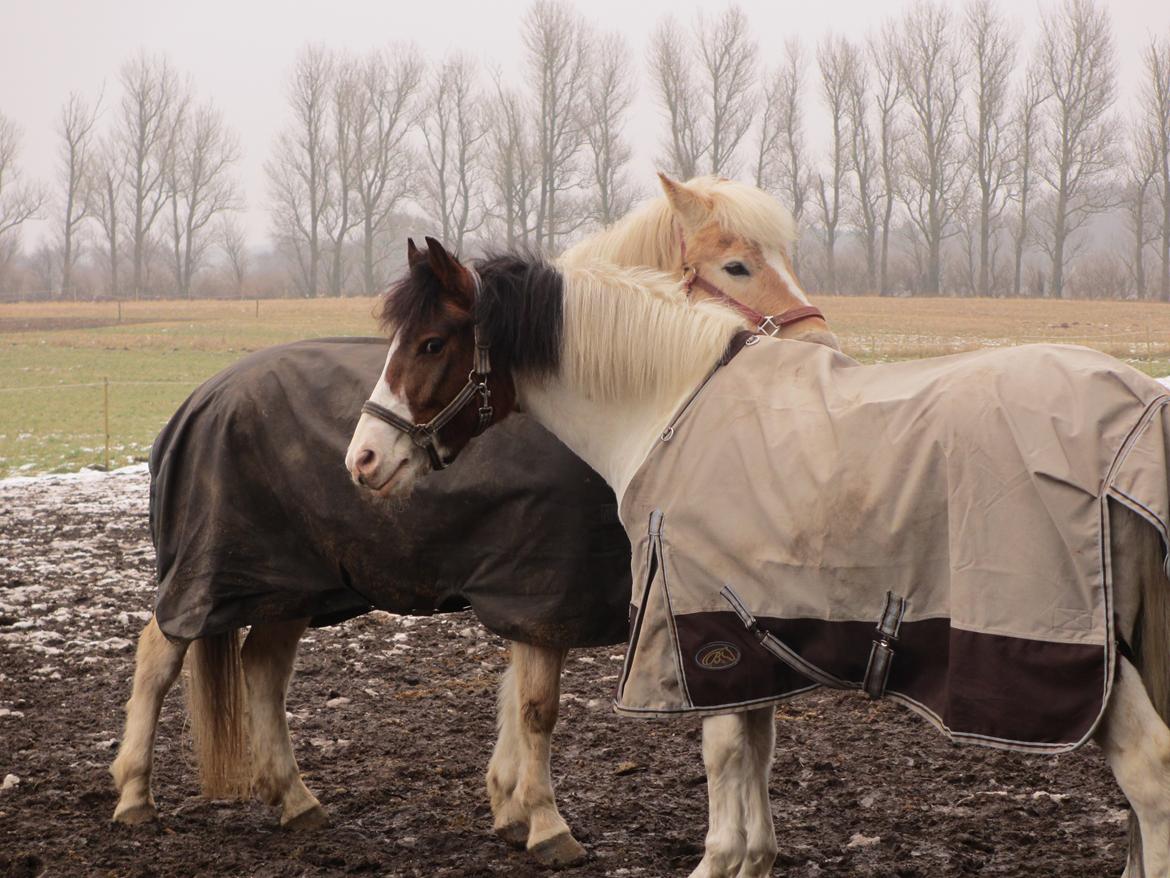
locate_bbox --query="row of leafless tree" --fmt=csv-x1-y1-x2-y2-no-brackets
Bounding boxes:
1,0,1168,300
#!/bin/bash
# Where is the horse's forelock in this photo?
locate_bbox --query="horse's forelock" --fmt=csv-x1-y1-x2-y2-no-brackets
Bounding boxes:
378,262,448,336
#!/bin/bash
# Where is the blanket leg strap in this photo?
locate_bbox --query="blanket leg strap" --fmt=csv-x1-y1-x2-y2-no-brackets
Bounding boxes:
863,592,907,700
720,585,854,691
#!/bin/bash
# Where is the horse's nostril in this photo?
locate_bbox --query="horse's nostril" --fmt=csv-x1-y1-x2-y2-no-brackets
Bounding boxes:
356,448,376,472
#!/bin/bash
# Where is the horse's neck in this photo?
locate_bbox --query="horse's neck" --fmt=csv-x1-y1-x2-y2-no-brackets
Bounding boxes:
515,277,738,500
518,382,690,502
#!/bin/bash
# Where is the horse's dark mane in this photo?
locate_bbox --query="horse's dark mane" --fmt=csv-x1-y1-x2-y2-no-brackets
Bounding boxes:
378,249,563,376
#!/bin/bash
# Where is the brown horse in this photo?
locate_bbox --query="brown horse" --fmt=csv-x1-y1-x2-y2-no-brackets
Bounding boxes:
112,175,834,868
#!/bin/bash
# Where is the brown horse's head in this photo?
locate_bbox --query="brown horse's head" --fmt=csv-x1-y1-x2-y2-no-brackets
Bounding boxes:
657,173,839,350
346,238,556,494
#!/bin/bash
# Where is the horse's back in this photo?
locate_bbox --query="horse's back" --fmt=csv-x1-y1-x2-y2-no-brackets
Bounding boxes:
151,337,632,646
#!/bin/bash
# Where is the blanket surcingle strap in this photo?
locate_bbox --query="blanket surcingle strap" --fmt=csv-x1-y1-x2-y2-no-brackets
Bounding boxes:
615,338,1170,753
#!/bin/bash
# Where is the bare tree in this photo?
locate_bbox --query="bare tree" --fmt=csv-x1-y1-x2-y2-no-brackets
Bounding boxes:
56,91,101,299
485,82,540,248
0,112,47,251
582,32,636,226
352,47,422,295
322,56,362,297
267,46,333,297
964,0,1016,296
1037,0,1118,298
896,2,967,294
1009,63,1047,296
217,214,248,297
844,40,880,292
649,17,704,179
115,52,186,298
523,0,590,252
421,54,487,253
1125,127,1159,299
870,24,905,295
1142,37,1170,303
814,35,852,293
697,5,758,177
754,40,815,275
167,101,240,297
91,137,125,296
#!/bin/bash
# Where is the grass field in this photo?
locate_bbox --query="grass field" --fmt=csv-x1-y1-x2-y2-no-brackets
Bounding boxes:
2,294,1169,478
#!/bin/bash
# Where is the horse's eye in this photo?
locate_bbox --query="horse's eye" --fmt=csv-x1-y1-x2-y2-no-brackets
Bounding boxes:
723,262,750,277
420,337,445,355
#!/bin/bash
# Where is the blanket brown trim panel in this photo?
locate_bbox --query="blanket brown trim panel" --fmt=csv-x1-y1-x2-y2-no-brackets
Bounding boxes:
625,609,1106,750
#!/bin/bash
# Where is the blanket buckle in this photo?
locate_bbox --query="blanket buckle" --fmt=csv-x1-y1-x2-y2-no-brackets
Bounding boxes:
863,591,907,699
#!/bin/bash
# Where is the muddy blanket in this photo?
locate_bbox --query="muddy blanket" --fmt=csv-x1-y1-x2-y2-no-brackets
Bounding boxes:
617,339,1170,752
150,338,631,647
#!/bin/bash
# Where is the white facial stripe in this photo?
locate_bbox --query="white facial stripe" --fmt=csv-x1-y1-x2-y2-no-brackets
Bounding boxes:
766,250,810,306
368,338,411,414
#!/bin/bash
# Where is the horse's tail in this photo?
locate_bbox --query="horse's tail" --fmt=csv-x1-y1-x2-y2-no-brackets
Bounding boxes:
186,630,250,799
1127,510,1170,870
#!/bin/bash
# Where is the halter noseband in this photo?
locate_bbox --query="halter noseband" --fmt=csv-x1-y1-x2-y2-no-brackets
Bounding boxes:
677,227,825,337
360,268,493,472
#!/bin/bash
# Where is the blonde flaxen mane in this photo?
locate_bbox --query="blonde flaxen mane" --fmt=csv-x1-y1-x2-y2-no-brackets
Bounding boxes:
557,263,743,403
559,176,798,272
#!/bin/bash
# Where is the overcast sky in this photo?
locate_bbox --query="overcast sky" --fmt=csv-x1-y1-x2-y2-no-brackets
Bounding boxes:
2,0,1168,250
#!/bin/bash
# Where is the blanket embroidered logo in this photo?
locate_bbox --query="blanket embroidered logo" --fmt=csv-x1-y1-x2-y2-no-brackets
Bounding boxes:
695,642,741,671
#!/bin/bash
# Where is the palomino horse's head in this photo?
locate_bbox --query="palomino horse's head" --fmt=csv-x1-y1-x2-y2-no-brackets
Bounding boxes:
345,238,522,494
657,174,839,350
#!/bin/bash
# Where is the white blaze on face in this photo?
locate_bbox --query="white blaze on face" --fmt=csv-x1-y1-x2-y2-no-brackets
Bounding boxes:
765,248,810,306
344,340,415,479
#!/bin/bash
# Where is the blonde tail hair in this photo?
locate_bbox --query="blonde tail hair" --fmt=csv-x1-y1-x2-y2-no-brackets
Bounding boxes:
185,630,250,798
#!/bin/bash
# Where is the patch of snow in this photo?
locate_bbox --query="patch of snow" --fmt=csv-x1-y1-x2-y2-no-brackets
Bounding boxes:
847,833,881,848
0,461,148,488
2,774,19,790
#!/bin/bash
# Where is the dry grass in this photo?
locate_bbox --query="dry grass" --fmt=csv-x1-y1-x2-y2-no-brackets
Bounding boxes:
1,294,1167,477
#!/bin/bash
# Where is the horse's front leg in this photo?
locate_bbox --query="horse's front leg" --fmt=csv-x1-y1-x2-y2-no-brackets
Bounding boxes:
690,712,753,878
110,616,189,823
736,707,777,878
241,618,327,829
487,641,586,867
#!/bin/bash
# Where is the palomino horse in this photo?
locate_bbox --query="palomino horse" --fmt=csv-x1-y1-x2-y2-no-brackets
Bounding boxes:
110,175,832,867
488,172,837,857
349,238,1170,878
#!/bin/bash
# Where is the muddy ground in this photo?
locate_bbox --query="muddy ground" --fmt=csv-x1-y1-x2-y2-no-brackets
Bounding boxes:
0,468,1130,877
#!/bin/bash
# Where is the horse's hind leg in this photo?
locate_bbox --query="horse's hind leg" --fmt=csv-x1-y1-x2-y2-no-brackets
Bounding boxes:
1100,657,1170,877
241,617,326,830
490,641,585,867
736,707,777,878
110,616,188,823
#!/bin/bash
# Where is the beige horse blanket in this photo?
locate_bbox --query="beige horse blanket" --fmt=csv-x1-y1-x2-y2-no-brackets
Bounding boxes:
616,338,1170,752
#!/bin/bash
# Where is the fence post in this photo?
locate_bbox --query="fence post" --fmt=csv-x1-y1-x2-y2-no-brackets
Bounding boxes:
117,300,122,323
103,377,110,472
255,297,260,318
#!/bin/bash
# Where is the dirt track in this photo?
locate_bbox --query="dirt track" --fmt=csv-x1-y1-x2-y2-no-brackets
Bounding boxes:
0,468,1130,877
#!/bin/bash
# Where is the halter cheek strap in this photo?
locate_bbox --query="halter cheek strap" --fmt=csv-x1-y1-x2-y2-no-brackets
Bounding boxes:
360,268,493,472
677,226,826,338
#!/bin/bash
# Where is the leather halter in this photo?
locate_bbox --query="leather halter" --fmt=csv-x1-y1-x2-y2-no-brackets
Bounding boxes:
360,269,493,472
677,227,824,337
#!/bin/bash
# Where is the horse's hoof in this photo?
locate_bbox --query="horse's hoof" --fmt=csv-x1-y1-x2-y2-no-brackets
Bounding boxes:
112,802,158,825
529,832,587,869
281,803,329,831
495,821,528,848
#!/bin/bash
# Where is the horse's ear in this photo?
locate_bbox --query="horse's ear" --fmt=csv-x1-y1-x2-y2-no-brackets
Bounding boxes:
659,171,711,231
423,236,472,309
407,238,426,268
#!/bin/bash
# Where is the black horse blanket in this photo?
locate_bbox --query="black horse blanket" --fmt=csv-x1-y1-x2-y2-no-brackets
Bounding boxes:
150,338,631,647
617,339,1170,752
